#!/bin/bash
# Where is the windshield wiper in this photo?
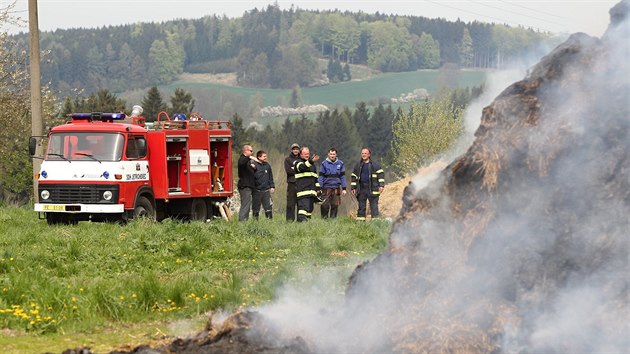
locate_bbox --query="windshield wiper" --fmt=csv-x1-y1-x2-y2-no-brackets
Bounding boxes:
47,153,71,163
74,153,102,163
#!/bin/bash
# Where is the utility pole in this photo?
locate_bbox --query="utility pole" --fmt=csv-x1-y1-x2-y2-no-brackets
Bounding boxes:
29,0,43,199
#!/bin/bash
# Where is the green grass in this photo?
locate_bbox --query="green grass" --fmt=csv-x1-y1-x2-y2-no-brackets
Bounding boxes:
161,69,487,108
119,69,487,124
0,206,389,353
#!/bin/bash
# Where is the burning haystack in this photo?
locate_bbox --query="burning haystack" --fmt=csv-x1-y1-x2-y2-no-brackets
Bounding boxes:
340,1,629,352
112,1,628,353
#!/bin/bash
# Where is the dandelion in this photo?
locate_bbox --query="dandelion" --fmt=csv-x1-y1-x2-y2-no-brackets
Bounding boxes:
131,293,137,299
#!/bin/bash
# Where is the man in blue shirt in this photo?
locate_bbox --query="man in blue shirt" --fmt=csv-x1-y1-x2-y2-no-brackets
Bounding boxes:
318,147,347,218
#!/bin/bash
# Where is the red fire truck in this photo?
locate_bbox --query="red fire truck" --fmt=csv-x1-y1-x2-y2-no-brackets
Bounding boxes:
30,108,233,225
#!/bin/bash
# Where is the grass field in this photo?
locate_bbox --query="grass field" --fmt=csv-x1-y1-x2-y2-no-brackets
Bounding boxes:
120,69,488,121
0,206,390,353
167,69,487,107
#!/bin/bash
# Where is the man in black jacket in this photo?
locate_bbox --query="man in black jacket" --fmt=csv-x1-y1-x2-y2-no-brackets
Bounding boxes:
284,143,301,221
237,144,256,221
351,147,385,221
252,150,275,219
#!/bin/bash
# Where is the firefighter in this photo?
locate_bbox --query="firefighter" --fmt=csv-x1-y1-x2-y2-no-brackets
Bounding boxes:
351,147,385,221
293,146,320,222
318,147,347,218
284,143,301,221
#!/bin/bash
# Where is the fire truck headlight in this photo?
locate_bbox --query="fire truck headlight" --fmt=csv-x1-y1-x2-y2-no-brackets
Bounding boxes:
103,191,113,201
41,190,50,200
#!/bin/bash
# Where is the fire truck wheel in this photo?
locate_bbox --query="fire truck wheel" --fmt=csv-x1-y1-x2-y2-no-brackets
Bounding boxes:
190,199,207,221
134,196,156,220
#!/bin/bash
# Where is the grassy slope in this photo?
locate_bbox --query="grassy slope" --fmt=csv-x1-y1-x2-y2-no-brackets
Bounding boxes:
0,206,389,353
121,70,487,117
165,70,487,107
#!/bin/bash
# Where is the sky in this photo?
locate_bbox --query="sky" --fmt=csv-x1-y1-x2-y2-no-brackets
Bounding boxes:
2,0,621,37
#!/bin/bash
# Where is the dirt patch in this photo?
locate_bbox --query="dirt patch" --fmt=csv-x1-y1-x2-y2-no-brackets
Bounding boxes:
178,73,237,86
378,161,449,219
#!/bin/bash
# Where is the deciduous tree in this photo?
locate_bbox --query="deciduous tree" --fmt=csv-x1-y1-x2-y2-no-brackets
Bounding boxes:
390,96,463,175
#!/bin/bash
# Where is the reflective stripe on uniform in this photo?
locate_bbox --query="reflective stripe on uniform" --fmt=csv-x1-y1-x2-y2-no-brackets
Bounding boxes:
378,179,385,183
297,190,317,198
351,173,358,178
295,172,318,179
375,169,384,174
356,216,366,221
372,191,380,195
371,174,378,177
350,182,357,186
298,210,312,216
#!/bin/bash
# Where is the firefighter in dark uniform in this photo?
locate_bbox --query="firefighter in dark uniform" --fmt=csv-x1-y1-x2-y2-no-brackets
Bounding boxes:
284,143,301,221
293,146,320,222
351,147,385,221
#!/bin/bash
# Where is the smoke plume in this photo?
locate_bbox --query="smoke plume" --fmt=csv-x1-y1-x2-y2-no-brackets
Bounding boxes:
254,1,629,353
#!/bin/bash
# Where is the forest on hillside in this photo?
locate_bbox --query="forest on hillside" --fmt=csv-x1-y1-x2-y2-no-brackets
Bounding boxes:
11,4,553,96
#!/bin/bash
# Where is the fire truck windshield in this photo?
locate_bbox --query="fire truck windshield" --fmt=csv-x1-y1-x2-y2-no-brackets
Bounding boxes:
46,132,125,162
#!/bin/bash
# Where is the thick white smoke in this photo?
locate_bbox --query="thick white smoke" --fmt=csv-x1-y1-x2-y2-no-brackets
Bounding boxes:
252,2,629,352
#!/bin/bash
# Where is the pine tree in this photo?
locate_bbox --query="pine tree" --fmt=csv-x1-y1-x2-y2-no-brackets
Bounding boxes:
459,28,474,68
343,63,352,81
367,104,394,162
169,88,196,117
72,89,126,113
141,87,169,122
60,97,74,117
230,113,248,149
327,57,336,81
352,101,370,146
289,85,303,108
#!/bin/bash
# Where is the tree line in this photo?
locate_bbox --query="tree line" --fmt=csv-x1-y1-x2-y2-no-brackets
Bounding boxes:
232,86,483,177
0,72,480,203
12,4,552,96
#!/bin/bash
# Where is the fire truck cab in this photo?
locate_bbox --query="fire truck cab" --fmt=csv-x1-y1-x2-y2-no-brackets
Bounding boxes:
33,110,233,225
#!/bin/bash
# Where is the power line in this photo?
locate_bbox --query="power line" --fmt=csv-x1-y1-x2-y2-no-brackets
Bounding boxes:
469,0,568,29
497,0,569,21
424,0,546,30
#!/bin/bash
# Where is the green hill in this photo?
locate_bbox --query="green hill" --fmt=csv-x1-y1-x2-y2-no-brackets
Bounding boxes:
121,69,487,123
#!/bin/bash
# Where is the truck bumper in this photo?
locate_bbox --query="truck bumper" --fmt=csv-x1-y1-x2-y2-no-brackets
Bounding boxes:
35,203,125,213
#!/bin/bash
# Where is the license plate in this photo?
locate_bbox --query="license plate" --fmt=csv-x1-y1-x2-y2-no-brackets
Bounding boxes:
43,205,65,211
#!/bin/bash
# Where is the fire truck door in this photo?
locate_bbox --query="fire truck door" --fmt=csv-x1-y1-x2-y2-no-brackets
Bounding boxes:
166,137,189,194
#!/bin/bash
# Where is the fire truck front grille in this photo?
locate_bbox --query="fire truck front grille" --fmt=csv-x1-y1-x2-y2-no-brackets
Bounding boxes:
39,184,120,204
